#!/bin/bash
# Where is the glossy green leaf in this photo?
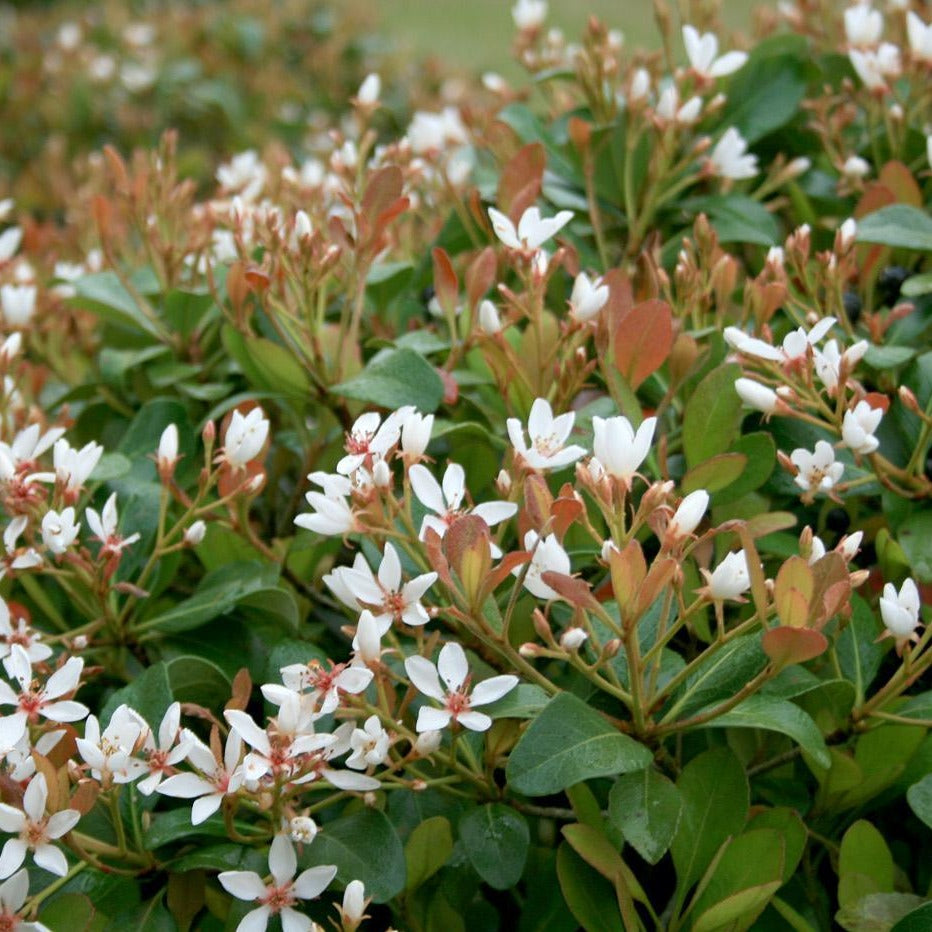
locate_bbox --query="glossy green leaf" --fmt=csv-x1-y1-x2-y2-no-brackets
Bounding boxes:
73,270,167,340
682,363,744,467
39,893,98,932
506,692,652,796
681,452,747,495
459,804,530,890
608,767,683,865
303,809,405,903
897,511,932,582
671,747,749,894
683,196,778,247
404,816,453,892
838,820,894,909
856,205,932,252
332,347,444,412
891,902,932,932
715,432,777,505
836,893,927,932
101,662,173,731
166,655,232,707
555,843,624,932
483,683,550,720
906,774,932,830
723,49,806,143
222,326,311,401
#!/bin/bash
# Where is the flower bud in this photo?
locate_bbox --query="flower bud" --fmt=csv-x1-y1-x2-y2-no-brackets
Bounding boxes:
157,424,179,478
289,816,318,844
401,412,433,461
666,490,709,542
184,520,206,546
898,385,920,413
341,879,368,927
479,299,502,334
372,458,392,488
495,469,512,496
72,635,88,650
356,73,381,107
735,378,779,414
413,730,442,757
560,627,588,650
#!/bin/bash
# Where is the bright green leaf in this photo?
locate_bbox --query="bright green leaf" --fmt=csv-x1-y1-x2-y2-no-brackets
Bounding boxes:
332,347,444,412
682,363,744,467
404,816,453,892
608,767,683,865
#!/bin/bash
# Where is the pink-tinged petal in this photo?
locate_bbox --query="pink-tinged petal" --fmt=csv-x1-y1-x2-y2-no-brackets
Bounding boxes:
470,675,519,707
237,906,273,932
219,870,268,902
224,711,271,754
23,774,47,822
191,794,223,825
415,706,452,732
41,700,89,723
409,464,447,515
0,805,25,834
268,834,296,886
378,543,402,591
404,656,444,700
456,710,493,732
45,809,80,840
293,864,338,900
437,642,468,692
0,839,26,879
441,464,466,510
43,657,84,700
321,768,380,791
33,844,68,877
280,907,313,932
471,501,517,526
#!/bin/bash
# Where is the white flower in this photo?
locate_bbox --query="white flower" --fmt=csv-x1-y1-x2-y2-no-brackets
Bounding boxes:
157,424,179,473
351,610,385,665
288,816,318,845
569,273,609,322
0,518,41,579
409,463,516,552
53,439,103,495
157,730,244,825
907,12,932,62
356,73,381,106
295,472,356,537
849,43,901,90
790,440,844,492
218,834,337,932
0,774,80,878
844,4,883,45
337,408,412,476
401,411,433,461
666,490,709,540
560,628,589,650
184,520,207,546
629,68,651,102
843,155,871,178
76,705,147,785
0,870,49,931
682,25,748,79
656,85,703,125
0,599,50,665
0,229,22,264
136,702,190,796
516,530,571,600
346,716,390,770
513,0,547,30
591,415,656,483
879,578,921,638
340,879,368,925
842,400,883,455
0,286,36,327
709,128,759,180
405,642,518,732
216,151,267,202
406,108,468,154
223,408,269,470
814,339,868,394
86,493,140,557
487,206,573,252
735,378,779,414
703,550,751,600
40,508,80,555
507,398,586,471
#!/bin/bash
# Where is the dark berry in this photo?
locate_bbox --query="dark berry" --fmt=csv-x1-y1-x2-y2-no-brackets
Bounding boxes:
825,508,850,534
877,266,910,307
842,290,862,324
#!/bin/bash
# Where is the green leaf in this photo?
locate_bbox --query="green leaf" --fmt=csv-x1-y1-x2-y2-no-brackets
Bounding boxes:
404,816,453,892
692,694,831,769
681,453,747,495
901,272,932,297
101,662,173,731
906,773,932,830
671,747,749,895
836,893,927,932
608,767,683,865
143,809,245,850
331,347,444,412
222,326,311,401
838,820,894,909
555,843,624,932
459,803,530,890
682,196,778,247
170,844,265,874
506,692,652,796
682,363,744,467
166,655,232,708
715,432,777,505
892,903,932,932
304,809,405,903
897,511,932,583
836,595,886,701
137,561,279,635
722,49,807,143
367,261,415,307
483,683,551,720
115,897,178,931
91,452,132,482
856,205,932,252
39,893,98,932
73,270,167,340
746,808,807,884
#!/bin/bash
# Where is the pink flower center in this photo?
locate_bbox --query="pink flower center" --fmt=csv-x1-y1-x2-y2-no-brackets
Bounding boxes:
260,882,296,914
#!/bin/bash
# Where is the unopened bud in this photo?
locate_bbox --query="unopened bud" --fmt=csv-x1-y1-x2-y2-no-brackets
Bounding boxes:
157,423,180,478
373,458,392,488
495,469,512,496
0,332,22,363
899,385,920,413
341,879,368,926
519,642,542,657
72,635,88,650
560,627,588,650
288,816,318,844
244,473,265,494
413,730,442,757
202,420,216,448
184,520,207,546
602,639,621,659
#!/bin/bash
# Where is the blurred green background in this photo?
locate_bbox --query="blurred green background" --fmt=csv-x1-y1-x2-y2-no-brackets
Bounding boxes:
384,0,759,73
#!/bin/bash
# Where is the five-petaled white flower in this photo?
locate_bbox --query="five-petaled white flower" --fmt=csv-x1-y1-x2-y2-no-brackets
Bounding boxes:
76,705,147,785
507,398,586,472
708,127,758,180
294,472,357,537
86,493,141,558
514,530,572,600
223,408,269,471
0,773,80,878
791,441,844,493
591,415,656,484
844,4,883,46
218,834,337,932
842,400,883,455
52,439,103,496
0,869,50,931
907,12,932,63
569,273,609,322
487,206,573,253
405,642,518,733
682,25,748,79
879,578,922,645
346,715,390,770
134,702,190,796
337,408,413,477
41,508,80,556
703,550,751,601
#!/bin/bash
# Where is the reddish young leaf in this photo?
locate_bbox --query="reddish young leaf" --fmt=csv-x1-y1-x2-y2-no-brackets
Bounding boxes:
465,247,497,310
432,247,459,316
541,572,598,610
762,627,828,667
878,161,922,207
614,299,674,389
497,143,546,221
